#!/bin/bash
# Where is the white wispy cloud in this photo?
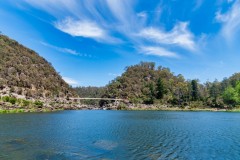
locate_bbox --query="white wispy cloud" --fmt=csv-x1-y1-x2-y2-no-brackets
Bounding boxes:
106,0,134,24
55,17,121,43
41,42,92,57
63,77,79,86
215,0,240,40
193,0,204,11
139,46,179,58
105,0,142,37
137,11,147,18
136,11,148,24
25,1,121,44
55,18,105,39
24,0,197,58
24,0,79,17
139,22,196,51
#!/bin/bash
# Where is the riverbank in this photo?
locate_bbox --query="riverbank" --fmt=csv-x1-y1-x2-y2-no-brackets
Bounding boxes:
116,103,234,112
0,104,239,113
1,95,239,113
127,107,230,112
0,95,82,113
0,108,238,114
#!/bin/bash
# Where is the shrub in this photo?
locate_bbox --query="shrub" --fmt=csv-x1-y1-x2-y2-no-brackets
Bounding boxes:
34,100,43,107
2,96,10,102
22,99,30,107
1,96,17,104
9,97,17,104
117,102,127,110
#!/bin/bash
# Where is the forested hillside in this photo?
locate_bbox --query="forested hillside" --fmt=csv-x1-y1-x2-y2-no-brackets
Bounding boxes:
0,34,75,99
101,62,240,108
104,62,191,105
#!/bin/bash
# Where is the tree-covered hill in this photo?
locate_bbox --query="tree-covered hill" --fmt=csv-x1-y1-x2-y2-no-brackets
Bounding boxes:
100,62,240,108
105,62,189,105
0,34,75,99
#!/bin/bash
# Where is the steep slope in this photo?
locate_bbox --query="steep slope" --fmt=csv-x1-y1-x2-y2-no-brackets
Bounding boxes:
105,62,188,104
0,34,75,99
104,62,240,109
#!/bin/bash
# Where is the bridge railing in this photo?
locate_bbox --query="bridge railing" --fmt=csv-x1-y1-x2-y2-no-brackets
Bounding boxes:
69,98,127,101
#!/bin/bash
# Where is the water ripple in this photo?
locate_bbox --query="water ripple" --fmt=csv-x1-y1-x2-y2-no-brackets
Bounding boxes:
1,111,240,159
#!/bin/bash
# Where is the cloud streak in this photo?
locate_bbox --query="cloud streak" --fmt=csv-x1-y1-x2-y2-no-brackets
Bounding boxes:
24,0,198,58
41,42,92,57
106,0,135,24
55,18,106,39
139,46,178,58
55,17,122,43
24,0,79,17
139,22,196,51
63,76,79,86
216,0,240,40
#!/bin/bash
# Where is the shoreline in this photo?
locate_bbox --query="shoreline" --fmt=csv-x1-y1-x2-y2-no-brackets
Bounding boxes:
1,95,239,113
0,106,239,114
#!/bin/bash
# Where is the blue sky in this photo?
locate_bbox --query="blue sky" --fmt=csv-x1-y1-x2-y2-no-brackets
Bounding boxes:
1,0,240,87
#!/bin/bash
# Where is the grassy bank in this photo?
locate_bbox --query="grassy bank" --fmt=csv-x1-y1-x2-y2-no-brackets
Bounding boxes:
0,108,64,114
127,107,230,112
1,96,239,113
0,107,239,114
226,108,240,112
0,95,66,114
0,109,25,113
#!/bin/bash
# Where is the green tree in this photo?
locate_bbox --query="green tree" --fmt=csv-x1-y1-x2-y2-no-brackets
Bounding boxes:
142,82,155,104
235,82,240,104
147,82,155,104
156,78,165,99
191,80,199,101
223,87,238,105
209,80,221,105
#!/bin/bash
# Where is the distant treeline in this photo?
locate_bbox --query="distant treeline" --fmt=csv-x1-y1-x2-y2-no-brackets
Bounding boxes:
74,86,106,105
74,86,106,98
75,62,240,108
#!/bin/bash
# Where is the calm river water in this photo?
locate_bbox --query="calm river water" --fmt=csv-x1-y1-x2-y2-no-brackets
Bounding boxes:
0,111,240,160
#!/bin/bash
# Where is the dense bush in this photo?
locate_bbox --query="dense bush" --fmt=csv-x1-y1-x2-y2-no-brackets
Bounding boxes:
34,100,43,107
0,34,76,98
21,99,31,107
9,97,17,104
1,96,17,104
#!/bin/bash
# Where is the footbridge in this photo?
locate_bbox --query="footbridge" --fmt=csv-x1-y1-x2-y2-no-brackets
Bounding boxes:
69,98,127,101
69,98,129,106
